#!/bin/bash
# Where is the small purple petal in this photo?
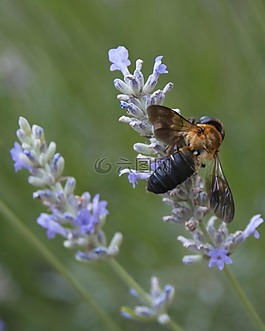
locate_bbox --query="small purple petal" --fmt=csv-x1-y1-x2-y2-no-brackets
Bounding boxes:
242,214,263,240
37,213,69,239
108,46,131,76
121,311,133,319
76,250,96,261
74,208,97,235
142,56,168,94
208,248,233,271
92,194,108,218
120,169,150,188
76,248,108,261
80,192,91,208
129,288,138,297
10,142,32,172
74,194,108,235
153,56,168,74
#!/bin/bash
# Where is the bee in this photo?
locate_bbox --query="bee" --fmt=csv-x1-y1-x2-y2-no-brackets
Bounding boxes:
147,105,235,223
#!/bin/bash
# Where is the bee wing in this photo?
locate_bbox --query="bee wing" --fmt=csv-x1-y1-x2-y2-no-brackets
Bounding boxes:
206,154,235,223
147,105,197,147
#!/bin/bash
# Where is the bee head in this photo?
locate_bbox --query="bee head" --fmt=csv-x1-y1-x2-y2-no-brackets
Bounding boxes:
197,116,225,140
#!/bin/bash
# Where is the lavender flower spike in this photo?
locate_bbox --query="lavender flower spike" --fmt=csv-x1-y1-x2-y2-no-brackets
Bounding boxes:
11,116,122,262
177,211,263,270
109,45,173,125
121,276,175,325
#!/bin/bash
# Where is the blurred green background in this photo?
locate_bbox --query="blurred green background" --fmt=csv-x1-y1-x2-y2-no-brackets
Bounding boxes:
0,0,265,330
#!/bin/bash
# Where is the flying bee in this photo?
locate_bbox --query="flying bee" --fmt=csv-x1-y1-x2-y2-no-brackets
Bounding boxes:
147,105,235,223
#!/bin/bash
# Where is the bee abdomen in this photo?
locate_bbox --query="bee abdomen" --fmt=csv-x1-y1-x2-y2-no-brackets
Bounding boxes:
147,151,196,194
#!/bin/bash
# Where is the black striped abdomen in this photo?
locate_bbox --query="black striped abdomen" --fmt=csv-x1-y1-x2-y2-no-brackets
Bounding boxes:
147,151,196,194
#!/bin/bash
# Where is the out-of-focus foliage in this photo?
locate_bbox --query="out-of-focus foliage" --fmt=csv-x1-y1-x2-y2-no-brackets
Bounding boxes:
0,1,265,330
